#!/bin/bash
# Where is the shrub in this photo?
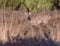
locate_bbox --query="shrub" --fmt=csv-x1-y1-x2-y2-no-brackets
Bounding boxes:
37,0,54,11
24,0,38,12
6,0,24,10
0,0,55,12
0,0,24,10
24,0,54,12
58,0,60,6
0,0,7,9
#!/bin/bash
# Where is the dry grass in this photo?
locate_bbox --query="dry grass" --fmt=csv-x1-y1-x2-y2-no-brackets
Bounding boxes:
0,9,60,46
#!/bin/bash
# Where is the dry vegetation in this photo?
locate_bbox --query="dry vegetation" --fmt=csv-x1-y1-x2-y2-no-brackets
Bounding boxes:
0,9,60,46
0,0,60,46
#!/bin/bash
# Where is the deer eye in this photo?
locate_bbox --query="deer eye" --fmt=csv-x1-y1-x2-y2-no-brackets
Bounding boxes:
57,17,59,20
27,16,31,21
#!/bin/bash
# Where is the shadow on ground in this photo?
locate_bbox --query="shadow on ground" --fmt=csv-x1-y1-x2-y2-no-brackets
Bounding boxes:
0,37,58,46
